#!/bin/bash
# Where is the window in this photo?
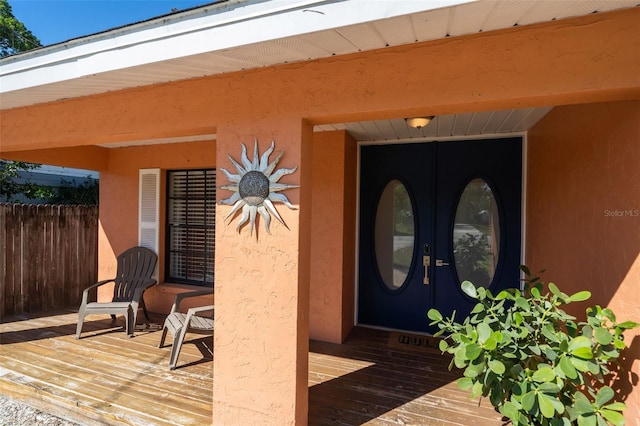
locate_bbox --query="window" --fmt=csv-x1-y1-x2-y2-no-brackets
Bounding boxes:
453,178,500,289
374,179,415,290
166,169,215,286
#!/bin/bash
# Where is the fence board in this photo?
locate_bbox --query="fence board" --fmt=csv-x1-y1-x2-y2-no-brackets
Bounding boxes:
0,204,98,316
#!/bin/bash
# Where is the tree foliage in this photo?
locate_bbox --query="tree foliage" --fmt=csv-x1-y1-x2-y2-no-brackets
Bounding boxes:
0,160,98,205
0,160,39,201
0,6,97,205
1,0,41,57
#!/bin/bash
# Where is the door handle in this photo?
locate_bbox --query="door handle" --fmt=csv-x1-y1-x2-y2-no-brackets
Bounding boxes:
423,255,430,285
435,259,450,267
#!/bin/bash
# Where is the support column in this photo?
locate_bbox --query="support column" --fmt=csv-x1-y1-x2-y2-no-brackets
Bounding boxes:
213,117,312,425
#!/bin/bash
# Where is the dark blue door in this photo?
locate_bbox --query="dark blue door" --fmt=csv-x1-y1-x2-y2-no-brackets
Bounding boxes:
358,138,522,333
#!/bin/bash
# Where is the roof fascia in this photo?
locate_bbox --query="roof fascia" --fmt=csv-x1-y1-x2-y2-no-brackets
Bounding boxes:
0,0,473,94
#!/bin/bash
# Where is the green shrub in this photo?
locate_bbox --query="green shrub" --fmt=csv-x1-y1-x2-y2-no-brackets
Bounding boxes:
427,267,638,426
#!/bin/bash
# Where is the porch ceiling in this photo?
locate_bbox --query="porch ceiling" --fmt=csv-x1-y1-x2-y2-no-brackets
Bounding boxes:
1,0,636,141
314,106,554,142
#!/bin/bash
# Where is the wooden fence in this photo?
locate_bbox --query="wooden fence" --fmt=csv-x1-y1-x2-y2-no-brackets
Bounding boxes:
1,204,98,317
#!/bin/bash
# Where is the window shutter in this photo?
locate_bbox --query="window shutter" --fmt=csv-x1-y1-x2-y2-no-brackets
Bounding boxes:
139,168,160,278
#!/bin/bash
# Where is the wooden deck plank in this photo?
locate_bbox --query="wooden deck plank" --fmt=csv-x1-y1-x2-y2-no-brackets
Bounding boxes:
1,310,504,425
308,329,502,426
0,348,212,416
1,310,212,426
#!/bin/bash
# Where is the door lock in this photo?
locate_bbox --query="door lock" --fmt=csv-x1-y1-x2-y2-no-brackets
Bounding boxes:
435,259,450,267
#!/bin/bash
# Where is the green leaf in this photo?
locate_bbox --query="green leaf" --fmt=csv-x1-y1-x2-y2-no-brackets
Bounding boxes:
594,327,613,345
457,377,474,390
595,386,614,408
465,343,482,361
559,355,578,379
500,401,520,424
538,392,556,418
515,297,530,311
601,409,625,426
464,359,485,378
569,336,593,359
438,339,449,352
532,366,556,382
514,311,523,326
601,307,616,323
477,287,487,300
494,290,510,300
616,320,640,329
542,323,558,341
567,290,591,303
613,339,626,350
454,349,468,368
531,286,541,299
538,382,560,393
544,346,558,361
461,281,478,299
572,347,594,359
470,303,484,315
427,309,443,322
483,335,497,351
470,380,483,399
577,414,597,426
587,359,600,375
605,402,626,411
549,395,566,415
488,359,505,375
522,390,537,411
548,282,561,297
574,392,594,414
529,344,542,356
477,322,491,343
572,357,591,372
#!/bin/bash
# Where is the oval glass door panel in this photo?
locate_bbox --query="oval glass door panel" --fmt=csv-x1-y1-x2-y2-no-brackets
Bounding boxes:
375,180,415,290
453,178,500,288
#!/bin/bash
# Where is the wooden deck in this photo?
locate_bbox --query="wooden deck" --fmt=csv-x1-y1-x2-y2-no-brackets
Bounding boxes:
0,310,503,425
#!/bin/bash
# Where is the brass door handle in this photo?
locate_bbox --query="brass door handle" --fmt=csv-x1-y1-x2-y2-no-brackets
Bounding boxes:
435,259,450,267
423,255,430,285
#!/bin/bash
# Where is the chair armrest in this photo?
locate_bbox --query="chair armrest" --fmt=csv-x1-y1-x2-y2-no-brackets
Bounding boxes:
186,305,215,316
170,289,214,314
184,305,215,327
79,279,115,306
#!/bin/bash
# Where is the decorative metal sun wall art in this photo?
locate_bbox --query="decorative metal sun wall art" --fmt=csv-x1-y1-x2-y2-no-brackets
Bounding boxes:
219,139,299,235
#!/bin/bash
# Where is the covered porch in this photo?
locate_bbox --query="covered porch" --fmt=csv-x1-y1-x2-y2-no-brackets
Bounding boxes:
0,310,501,425
1,1,639,424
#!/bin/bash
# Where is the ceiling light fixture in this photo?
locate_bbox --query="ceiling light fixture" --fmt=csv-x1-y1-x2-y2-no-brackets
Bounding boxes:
405,116,434,129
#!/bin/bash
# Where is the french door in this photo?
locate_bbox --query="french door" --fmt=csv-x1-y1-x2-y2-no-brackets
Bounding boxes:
358,138,522,333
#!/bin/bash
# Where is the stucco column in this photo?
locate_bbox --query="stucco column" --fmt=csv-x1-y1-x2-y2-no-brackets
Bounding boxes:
213,117,312,425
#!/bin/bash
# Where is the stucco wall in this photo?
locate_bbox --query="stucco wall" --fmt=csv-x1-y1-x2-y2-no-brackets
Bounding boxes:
97,140,216,308
310,131,357,344
527,100,640,424
212,118,312,424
